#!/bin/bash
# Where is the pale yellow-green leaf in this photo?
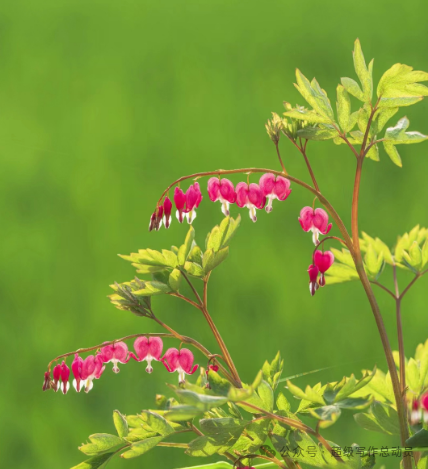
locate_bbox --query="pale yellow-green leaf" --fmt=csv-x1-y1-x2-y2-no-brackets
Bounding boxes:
383,142,402,167
341,77,365,101
336,84,351,132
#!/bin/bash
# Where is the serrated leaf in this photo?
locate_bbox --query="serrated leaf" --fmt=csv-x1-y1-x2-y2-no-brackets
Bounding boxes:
168,268,182,292
383,142,402,167
79,434,124,456
121,436,163,459
371,107,399,135
341,77,365,101
133,281,171,296
353,39,372,101
178,227,195,266
113,411,129,438
378,63,428,98
284,109,331,124
336,85,352,132
296,126,337,141
203,247,229,274
295,70,335,121
139,411,175,436
385,116,428,145
257,381,274,412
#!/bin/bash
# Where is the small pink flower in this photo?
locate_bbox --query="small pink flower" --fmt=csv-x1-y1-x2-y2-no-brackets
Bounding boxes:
174,183,203,224
174,187,187,223
299,207,332,245
60,361,70,394
162,348,199,383
236,182,266,222
184,182,203,224
72,354,84,392
52,361,70,394
259,173,291,213
130,337,163,373
163,197,173,229
80,354,105,393
410,399,422,425
42,371,51,391
53,363,62,392
314,250,335,287
207,178,236,216
149,205,164,231
308,264,319,296
100,342,130,374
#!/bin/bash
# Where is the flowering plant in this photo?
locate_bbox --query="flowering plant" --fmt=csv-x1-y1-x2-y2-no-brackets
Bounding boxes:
43,40,428,469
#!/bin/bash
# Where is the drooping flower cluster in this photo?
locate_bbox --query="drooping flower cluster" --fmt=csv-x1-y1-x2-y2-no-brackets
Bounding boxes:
151,173,292,230
409,392,428,425
308,250,335,296
43,337,200,394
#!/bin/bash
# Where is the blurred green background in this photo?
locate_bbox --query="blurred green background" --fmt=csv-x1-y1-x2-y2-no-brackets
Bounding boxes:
1,0,427,468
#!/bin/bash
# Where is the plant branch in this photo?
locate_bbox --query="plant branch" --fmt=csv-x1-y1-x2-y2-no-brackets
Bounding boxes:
369,280,397,300
238,402,344,464
351,103,411,468
399,270,428,300
393,265,406,396
299,138,320,191
275,142,287,175
168,292,202,310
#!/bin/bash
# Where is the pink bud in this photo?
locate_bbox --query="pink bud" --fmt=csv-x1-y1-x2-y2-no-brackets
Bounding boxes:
42,371,51,391
308,264,319,296
72,354,84,392
163,197,173,229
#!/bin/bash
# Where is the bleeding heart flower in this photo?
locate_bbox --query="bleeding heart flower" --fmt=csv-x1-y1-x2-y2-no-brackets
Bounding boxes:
308,264,320,296
421,393,428,412
299,206,332,245
72,354,84,392
99,342,130,373
236,182,266,222
52,361,70,394
314,250,335,287
259,173,291,212
184,182,203,224
162,348,199,383
53,363,61,392
163,197,173,229
130,337,163,373
207,178,237,216
174,187,187,223
80,354,105,393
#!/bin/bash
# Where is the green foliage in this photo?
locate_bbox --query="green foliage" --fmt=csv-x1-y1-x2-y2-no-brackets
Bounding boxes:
262,352,284,391
354,402,400,435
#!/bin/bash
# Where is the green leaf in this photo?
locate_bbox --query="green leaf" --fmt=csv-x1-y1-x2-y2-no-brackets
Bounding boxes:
221,215,241,248
178,226,195,266
186,436,231,457
164,405,202,422
385,116,428,144
133,280,171,296
366,144,379,162
175,390,229,410
371,107,399,135
364,245,384,279
284,109,331,124
371,402,400,435
113,410,129,438
295,70,335,121
383,142,402,167
109,279,152,317
341,77,365,101
336,85,352,132
257,380,274,412
120,248,177,273
286,380,326,406
378,63,428,98
406,428,428,447
354,412,388,434
79,434,124,456
203,247,229,274
353,39,372,101
121,436,164,459
230,419,269,456
379,96,423,108
71,453,117,469
296,126,337,141
184,261,204,278
168,268,182,292
199,418,249,436
139,411,175,436
262,351,283,390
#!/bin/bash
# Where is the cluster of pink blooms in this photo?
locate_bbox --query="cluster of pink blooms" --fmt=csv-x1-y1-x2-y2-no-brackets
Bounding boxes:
148,174,336,295
149,173,292,229
43,337,200,394
410,393,428,425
